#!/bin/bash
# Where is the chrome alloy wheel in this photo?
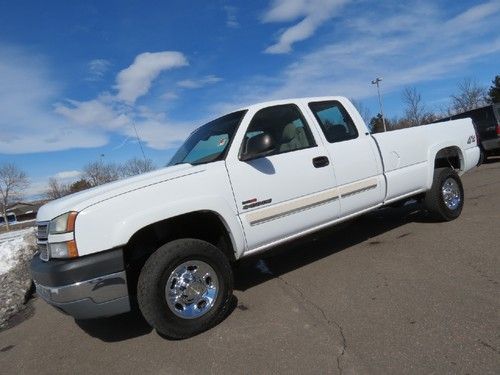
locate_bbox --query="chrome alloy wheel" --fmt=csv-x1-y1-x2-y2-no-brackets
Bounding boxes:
165,260,219,319
441,177,461,210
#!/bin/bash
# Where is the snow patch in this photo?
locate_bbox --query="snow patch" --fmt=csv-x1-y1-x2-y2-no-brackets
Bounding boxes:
0,228,36,275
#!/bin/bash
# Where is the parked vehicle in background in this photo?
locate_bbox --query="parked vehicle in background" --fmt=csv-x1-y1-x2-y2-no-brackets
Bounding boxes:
0,212,16,226
31,96,480,339
434,104,500,159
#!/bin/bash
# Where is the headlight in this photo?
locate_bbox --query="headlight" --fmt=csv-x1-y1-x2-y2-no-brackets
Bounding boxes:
49,211,78,234
47,211,79,259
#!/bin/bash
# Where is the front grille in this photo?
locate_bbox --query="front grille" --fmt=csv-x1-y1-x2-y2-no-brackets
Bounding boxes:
37,222,49,261
37,223,48,241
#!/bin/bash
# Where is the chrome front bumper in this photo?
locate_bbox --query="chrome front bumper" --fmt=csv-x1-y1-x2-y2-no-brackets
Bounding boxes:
34,271,130,319
31,248,131,320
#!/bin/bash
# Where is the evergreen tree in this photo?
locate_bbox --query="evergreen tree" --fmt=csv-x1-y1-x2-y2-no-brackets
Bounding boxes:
487,75,500,104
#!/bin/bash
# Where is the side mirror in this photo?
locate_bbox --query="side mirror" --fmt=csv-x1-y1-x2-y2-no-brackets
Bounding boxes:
241,133,275,161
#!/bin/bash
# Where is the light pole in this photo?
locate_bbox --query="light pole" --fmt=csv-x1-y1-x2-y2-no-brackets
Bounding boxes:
371,77,387,132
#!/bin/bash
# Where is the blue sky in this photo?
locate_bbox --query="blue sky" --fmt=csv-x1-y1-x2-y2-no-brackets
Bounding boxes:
0,0,499,198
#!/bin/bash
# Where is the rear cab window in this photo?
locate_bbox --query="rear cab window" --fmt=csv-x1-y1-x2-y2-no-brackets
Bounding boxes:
309,101,359,143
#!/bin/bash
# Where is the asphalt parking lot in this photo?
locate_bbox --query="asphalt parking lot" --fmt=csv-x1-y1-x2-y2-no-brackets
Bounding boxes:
1,160,499,374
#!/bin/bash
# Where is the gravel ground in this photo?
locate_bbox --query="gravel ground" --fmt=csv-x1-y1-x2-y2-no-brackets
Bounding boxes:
0,230,36,328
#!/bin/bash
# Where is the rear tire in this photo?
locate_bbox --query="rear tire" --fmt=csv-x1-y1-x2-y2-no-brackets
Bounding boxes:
137,239,233,339
424,168,464,221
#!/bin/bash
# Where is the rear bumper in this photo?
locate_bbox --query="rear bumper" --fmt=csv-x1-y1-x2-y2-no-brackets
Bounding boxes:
30,248,130,319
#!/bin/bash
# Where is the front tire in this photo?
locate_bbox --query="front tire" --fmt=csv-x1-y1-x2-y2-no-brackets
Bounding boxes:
137,239,233,339
424,167,464,221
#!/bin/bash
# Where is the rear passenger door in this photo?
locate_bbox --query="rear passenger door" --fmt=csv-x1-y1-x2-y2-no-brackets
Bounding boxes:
225,103,340,253
307,100,385,217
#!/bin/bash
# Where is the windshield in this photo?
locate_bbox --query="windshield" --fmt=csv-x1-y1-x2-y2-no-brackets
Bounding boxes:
168,110,246,166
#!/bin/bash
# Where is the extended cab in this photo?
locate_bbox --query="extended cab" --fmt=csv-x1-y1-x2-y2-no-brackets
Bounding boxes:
31,97,480,338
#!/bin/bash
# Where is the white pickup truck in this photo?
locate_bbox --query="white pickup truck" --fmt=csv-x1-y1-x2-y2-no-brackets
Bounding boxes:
31,96,480,338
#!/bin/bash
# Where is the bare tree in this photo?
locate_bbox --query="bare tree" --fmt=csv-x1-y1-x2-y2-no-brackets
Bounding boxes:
390,116,412,130
82,161,120,187
68,179,92,194
119,158,156,177
450,78,488,114
420,112,439,124
350,99,372,125
0,163,29,231
402,87,426,126
46,177,70,200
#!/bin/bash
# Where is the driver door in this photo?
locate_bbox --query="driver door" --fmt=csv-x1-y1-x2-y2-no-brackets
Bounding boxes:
225,103,340,253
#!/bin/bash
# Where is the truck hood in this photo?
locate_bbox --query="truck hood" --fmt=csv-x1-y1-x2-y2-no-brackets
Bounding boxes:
37,163,205,221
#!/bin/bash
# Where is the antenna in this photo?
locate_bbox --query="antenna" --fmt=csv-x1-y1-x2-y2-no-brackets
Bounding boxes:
371,77,387,132
132,121,147,162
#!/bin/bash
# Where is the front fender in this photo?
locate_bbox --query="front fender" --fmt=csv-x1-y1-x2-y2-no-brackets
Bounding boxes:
74,163,247,259
75,193,246,258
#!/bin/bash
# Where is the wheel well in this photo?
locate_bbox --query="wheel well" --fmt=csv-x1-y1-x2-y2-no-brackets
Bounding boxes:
123,211,235,297
434,147,463,172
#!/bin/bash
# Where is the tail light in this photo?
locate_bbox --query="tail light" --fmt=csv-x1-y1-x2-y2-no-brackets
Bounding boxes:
496,123,500,136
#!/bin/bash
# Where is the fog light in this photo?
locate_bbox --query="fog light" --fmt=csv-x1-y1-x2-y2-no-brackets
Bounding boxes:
49,240,78,258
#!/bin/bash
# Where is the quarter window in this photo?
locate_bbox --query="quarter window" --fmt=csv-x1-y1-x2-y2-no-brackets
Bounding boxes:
309,101,358,143
241,104,316,158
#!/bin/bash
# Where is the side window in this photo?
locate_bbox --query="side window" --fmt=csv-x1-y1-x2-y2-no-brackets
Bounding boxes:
241,104,316,158
309,101,358,143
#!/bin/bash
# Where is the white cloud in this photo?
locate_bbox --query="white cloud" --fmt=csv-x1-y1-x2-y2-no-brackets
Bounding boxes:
53,51,195,151
86,59,111,81
224,6,240,28
115,51,188,103
131,107,195,149
0,49,191,156
54,97,130,129
0,44,107,154
23,170,82,198
22,181,48,198
55,92,195,151
262,0,348,54
445,0,500,29
214,1,500,113
125,118,193,150
161,91,179,100
53,170,81,180
177,75,222,89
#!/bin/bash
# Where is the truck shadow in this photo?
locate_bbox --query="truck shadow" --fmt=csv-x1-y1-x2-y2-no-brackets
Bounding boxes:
75,307,153,342
234,203,429,291
76,203,430,342
75,297,238,342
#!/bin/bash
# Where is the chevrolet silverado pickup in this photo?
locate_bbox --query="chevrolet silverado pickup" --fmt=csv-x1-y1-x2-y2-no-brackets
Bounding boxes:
31,96,480,338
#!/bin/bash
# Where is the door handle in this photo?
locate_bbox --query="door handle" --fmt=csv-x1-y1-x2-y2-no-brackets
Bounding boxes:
312,156,329,168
